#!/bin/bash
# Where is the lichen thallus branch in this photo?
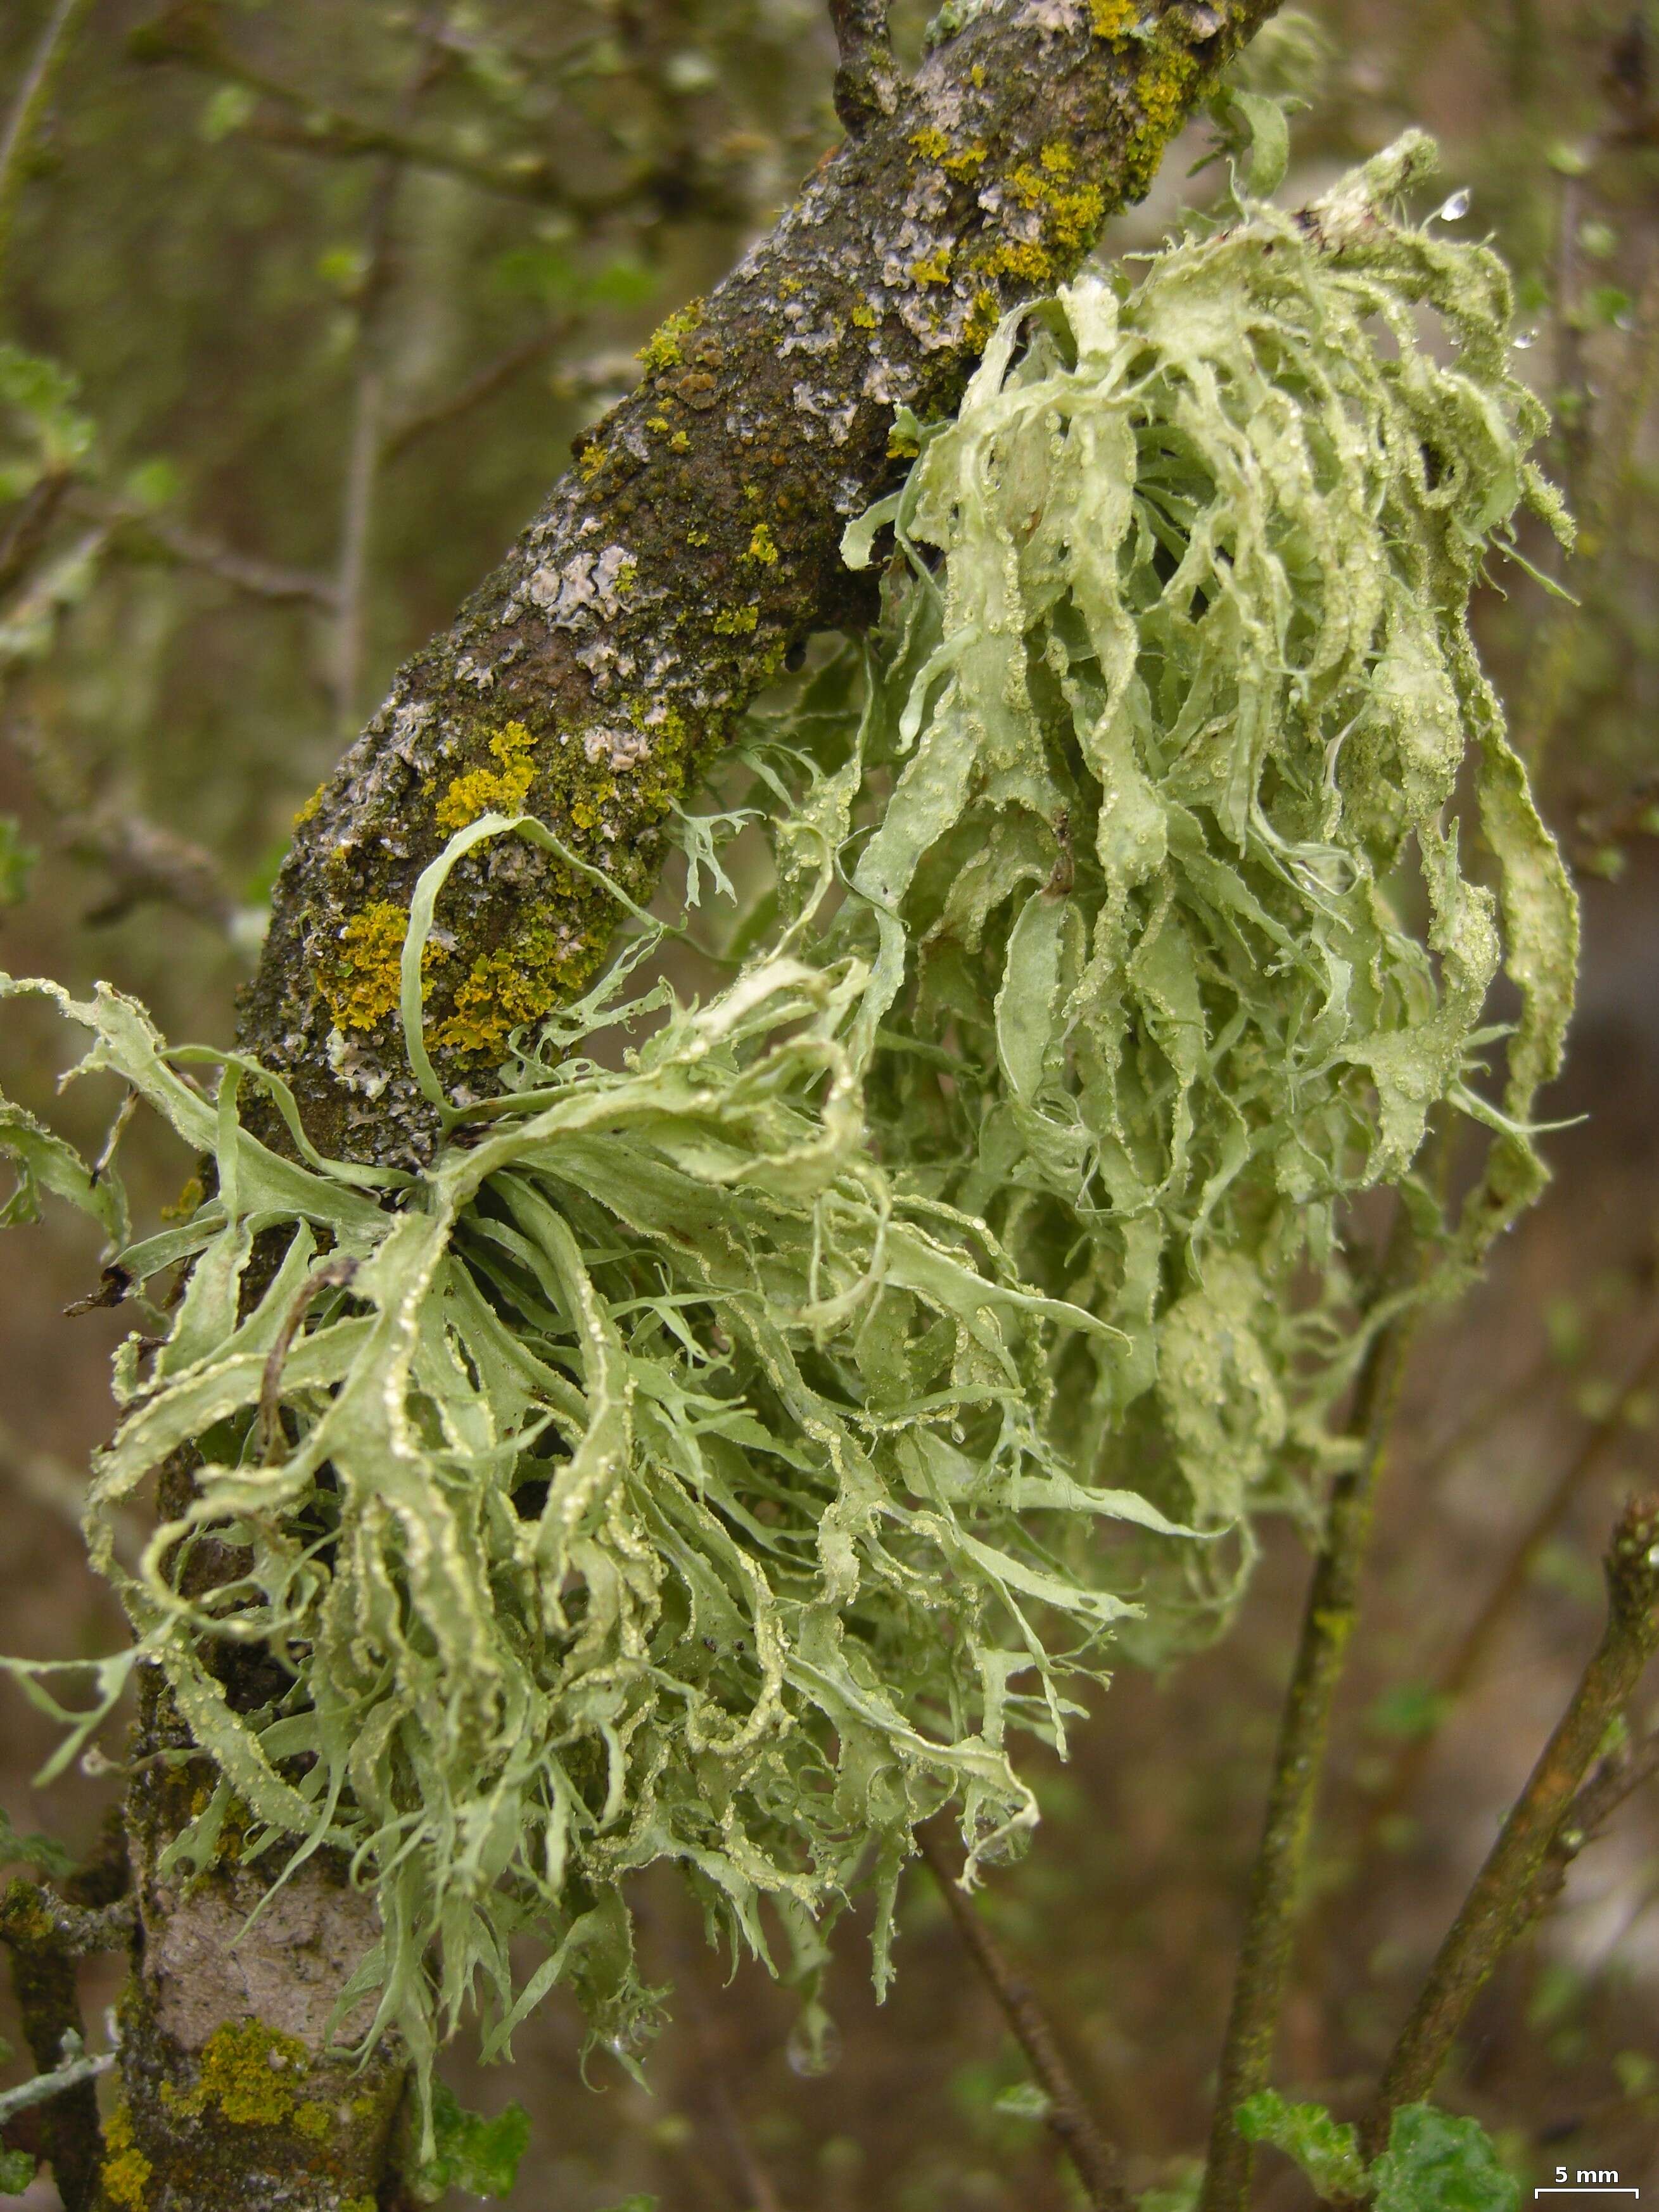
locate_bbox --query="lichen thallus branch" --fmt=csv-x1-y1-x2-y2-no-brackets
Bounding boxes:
42,7,1287,2210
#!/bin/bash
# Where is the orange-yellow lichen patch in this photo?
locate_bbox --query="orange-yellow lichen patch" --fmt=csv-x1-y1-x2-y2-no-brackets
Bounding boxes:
101,2104,152,2211
324,901,409,1031
435,721,538,836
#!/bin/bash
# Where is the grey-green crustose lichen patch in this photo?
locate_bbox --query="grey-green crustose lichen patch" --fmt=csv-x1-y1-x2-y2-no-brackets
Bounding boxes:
0,134,1575,2125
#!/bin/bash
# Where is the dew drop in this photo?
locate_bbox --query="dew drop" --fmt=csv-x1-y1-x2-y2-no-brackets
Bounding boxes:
1434,188,1471,223
1511,327,1539,351
787,2004,842,2078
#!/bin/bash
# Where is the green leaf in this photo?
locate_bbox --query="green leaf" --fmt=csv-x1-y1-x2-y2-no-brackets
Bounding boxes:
597,2198,658,2212
1372,2104,1520,2212
1236,2090,1369,2199
0,344,94,476
1365,1682,1454,1741
0,1805,73,1879
413,2087,530,2202
199,83,255,141
0,2149,36,2195
992,2081,1052,2120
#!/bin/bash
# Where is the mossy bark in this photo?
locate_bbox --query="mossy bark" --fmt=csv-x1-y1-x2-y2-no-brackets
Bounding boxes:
105,4,1283,2206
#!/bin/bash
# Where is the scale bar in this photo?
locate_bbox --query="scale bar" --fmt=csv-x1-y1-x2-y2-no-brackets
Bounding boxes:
1534,2192,1640,2197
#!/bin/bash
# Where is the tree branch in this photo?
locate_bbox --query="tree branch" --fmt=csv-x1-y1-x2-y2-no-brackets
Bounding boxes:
3,709,236,933
915,1823,1129,2212
102,505,338,610
830,0,900,136
1198,1233,1423,2212
125,1,713,221
1359,1317,1659,1855
105,8,1287,2203
0,0,95,294
1365,1494,1659,2146
0,1883,132,2212
241,0,1285,1167
379,321,577,466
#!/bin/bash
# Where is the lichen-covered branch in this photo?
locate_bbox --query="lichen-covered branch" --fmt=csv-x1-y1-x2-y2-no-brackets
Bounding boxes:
241,0,1284,1167
0,1879,132,2212
94,10,1285,2205
91,1686,406,2212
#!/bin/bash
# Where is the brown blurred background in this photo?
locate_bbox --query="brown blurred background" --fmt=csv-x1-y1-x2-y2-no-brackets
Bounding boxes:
1,2,1657,2205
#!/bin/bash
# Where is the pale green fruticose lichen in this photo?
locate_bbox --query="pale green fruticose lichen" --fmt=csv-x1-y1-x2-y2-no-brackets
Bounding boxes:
0,134,1575,2132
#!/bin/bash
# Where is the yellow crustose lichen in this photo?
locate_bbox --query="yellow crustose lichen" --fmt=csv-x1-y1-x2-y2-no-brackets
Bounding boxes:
324,900,409,1031
433,917,600,1057
101,2104,153,2211
160,2019,312,2128
435,720,538,836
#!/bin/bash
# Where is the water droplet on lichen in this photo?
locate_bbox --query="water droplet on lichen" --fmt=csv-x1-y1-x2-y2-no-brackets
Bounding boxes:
787,2005,842,2078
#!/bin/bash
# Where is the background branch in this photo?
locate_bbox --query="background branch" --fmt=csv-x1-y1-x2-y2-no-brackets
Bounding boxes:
1358,1316,1659,1853
1198,1245,1422,2212
0,0,94,293
1366,1494,1659,2143
916,1823,1129,2212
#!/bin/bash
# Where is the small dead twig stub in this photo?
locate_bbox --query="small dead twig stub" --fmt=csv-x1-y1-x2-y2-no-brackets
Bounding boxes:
257,1256,359,1463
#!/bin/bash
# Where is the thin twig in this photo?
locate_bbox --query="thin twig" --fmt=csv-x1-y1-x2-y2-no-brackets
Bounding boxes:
0,0,94,294
0,470,72,597
1359,1320,1659,1851
1532,1722,1659,1916
103,504,338,609
3,709,236,932
915,1821,1129,2212
1366,1495,1659,2145
379,321,576,465
126,4,645,217
707,2071,786,2212
257,1257,359,1463
333,361,385,737
1198,1272,1422,2212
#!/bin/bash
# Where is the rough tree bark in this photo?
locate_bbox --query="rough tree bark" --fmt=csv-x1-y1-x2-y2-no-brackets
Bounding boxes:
91,4,1284,2206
